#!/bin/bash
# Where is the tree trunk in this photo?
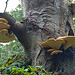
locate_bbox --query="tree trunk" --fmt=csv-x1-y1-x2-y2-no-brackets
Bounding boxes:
21,0,75,75
20,0,75,75
0,0,75,75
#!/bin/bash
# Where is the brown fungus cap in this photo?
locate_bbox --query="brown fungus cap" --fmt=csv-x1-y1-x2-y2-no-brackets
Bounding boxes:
58,36,75,50
71,3,75,18
0,18,8,23
0,29,15,43
0,22,10,30
40,38,65,49
47,49,56,52
50,50,63,55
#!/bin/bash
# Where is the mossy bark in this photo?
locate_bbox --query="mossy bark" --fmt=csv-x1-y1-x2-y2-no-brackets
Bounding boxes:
0,0,75,75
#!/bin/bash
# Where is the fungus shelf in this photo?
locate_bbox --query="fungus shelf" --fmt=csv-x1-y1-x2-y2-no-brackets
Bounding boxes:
0,18,15,43
71,3,75,18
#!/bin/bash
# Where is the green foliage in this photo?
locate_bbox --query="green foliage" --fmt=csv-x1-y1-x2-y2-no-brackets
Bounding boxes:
0,55,31,74
0,66,52,75
0,37,24,67
0,55,52,75
10,4,23,21
4,55,31,68
72,0,75,2
4,55,24,67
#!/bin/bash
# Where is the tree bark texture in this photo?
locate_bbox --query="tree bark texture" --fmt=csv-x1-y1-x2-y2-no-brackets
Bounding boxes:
21,0,75,75
20,0,75,75
0,0,75,75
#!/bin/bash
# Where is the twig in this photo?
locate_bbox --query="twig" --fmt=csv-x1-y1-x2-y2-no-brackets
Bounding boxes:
4,0,9,12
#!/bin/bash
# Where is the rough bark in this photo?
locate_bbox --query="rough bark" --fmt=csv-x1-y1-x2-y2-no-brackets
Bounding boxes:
21,0,75,75
0,0,75,75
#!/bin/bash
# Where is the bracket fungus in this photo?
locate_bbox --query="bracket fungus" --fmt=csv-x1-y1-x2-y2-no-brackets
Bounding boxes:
47,49,63,55
47,49,56,52
0,22,10,30
0,18,10,30
40,36,75,55
58,36,75,50
71,3,75,18
40,38,65,49
0,18,8,23
0,18,15,43
50,50,63,55
0,29,15,43
40,38,65,55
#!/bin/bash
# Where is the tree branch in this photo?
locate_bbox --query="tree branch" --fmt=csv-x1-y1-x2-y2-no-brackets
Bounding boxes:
4,0,9,12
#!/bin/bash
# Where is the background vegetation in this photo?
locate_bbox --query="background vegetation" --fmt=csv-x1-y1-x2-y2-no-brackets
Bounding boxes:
0,4,52,75
0,1,75,74
0,4,24,67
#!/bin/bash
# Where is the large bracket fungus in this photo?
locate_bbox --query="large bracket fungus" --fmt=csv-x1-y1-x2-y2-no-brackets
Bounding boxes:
40,36,75,55
40,38,65,49
58,36,75,50
40,38,65,55
0,18,15,43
